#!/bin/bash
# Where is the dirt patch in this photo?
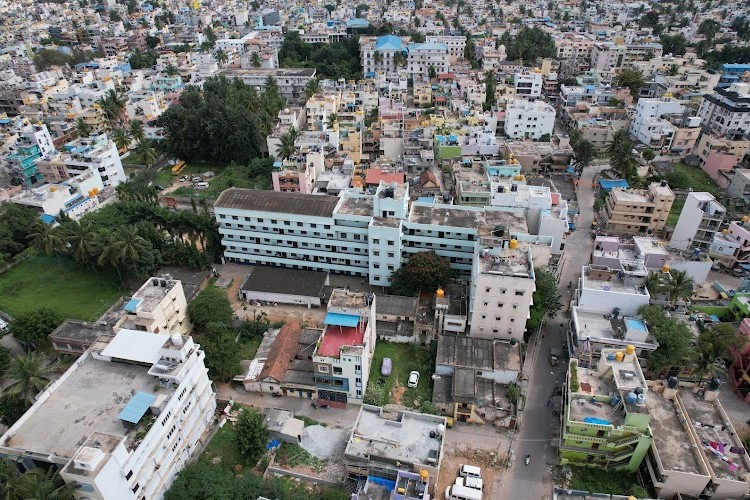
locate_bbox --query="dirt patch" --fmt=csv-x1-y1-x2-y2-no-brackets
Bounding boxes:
391,384,406,405
436,441,506,499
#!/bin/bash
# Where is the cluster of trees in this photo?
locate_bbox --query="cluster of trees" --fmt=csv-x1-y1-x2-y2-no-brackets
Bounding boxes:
614,69,645,100
607,129,638,182
0,459,73,499
29,200,220,287
278,32,362,81
165,460,349,500
389,251,457,297
0,204,40,266
158,76,285,164
497,27,556,63
527,268,562,332
128,49,158,70
32,48,99,71
660,34,688,56
570,130,596,174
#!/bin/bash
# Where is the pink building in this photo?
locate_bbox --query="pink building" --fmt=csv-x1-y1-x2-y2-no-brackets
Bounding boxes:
703,151,739,187
729,318,750,403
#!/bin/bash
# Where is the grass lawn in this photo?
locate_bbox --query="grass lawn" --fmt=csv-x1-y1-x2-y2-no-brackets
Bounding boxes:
668,163,721,196
201,422,256,471
0,254,124,321
366,341,436,408
667,196,685,226
171,162,270,200
236,335,262,360
568,465,648,497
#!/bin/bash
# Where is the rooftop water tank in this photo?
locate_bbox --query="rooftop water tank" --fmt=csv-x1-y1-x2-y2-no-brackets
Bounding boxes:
611,395,621,406
667,376,679,389
626,392,637,404
606,352,616,361
626,345,635,355
636,393,646,405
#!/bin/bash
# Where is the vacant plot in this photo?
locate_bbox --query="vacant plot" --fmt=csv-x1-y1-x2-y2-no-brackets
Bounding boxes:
202,421,257,472
667,197,685,226
366,341,436,409
0,254,123,321
667,163,721,196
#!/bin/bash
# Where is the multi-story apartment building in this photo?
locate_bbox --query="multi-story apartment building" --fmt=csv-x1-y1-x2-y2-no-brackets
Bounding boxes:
513,71,543,99
562,103,630,151
10,168,104,220
0,327,215,499
561,347,653,472
6,142,43,186
406,42,449,79
214,186,552,339
312,289,376,406
669,192,726,253
271,140,325,193
575,264,651,317
360,35,408,76
425,35,466,59
693,133,750,168
590,42,663,73
116,276,192,336
555,33,596,60
629,97,701,151
697,82,750,140
504,99,555,139
604,181,675,234
59,134,126,187
559,84,617,107
217,68,316,100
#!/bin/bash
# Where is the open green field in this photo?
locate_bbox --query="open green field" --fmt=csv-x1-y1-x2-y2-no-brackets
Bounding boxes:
366,341,435,408
201,421,257,471
665,163,721,226
0,254,124,321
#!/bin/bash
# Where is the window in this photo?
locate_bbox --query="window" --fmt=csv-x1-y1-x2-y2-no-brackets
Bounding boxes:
318,365,329,374
387,240,394,246
515,290,525,296
373,250,380,256
126,471,133,480
374,263,380,269
486,287,491,293
355,364,361,372
132,484,140,494
333,367,343,375
373,239,380,244
77,484,95,493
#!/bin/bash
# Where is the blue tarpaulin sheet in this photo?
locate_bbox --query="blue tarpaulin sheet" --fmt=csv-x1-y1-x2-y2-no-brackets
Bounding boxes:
123,298,141,313
118,392,156,424
598,179,630,191
584,417,611,425
324,312,360,327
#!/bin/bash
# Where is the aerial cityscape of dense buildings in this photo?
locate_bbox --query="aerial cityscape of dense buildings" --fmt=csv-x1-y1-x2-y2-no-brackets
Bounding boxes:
0,0,749,498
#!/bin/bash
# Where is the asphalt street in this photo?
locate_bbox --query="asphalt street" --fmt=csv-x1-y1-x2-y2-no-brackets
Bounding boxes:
496,164,607,499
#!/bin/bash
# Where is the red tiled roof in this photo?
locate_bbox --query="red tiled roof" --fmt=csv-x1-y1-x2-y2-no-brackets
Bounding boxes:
419,169,438,187
259,320,302,382
365,169,405,186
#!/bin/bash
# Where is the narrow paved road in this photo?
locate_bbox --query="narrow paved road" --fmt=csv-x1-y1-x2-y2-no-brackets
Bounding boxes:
496,164,607,499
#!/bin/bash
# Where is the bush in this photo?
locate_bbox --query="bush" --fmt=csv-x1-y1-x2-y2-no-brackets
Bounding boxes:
9,308,64,348
188,287,233,331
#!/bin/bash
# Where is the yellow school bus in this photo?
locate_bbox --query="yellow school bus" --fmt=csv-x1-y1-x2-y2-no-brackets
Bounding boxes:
171,160,186,175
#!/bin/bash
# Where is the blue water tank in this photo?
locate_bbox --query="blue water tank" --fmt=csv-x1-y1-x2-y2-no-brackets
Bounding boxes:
610,395,621,406
636,393,646,405
626,392,637,404
606,352,616,361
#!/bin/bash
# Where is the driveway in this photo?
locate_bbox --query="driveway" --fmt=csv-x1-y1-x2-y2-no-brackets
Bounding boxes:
495,165,608,499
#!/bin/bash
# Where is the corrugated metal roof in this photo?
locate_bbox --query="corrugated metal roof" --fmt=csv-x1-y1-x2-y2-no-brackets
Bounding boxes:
118,391,156,424
324,313,360,327
100,329,167,364
214,188,339,218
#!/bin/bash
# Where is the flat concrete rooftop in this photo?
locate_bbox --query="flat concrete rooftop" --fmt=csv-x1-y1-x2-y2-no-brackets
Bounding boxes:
2,355,154,461
644,391,702,475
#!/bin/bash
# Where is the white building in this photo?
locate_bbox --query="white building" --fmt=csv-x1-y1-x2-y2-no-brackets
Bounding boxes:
0,327,215,500
669,192,727,253
425,35,466,59
406,42,449,79
360,35,407,76
217,68,316,100
514,72,543,99
575,264,651,317
313,289,376,405
116,276,192,336
697,82,750,140
504,99,556,139
629,97,699,148
10,168,104,220
60,134,126,187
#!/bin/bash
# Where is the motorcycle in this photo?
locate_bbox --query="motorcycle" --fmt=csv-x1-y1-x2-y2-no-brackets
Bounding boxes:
525,455,531,465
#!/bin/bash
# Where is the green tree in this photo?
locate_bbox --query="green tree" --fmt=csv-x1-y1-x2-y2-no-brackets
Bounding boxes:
3,352,56,405
63,221,97,264
8,308,64,348
694,323,746,380
134,139,158,167
129,119,146,143
305,78,321,98
234,408,269,463
572,137,595,172
639,305,694,373
188,287,233,330
484,71,496,111
698,19,721,40
250,52,262,68
498,27,556,62
201,326,242,381
145,35,161,49
98,89,127,125
32,49,72,70
0,459,74,500
165,64,180,76
112,127,131,151
326,112,338,129
642,149,656,161
389,251,457,296
662,269,694,306
0,394,29,426
75,117,91,138
164,461,234,500
27,224,63,256
660,34,687,56
615,69,645,99
215,49,228,66
277,128,298,159
527,268,562,331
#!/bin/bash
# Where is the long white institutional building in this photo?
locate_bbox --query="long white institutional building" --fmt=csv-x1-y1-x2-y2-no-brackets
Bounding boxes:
214,184,554,341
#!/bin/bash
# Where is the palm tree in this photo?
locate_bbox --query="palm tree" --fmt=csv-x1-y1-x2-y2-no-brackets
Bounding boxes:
75,117,91,138
63,221,97,265
165,64,180,76
0,459,74,500
663,269,694,306
110,226,148,272
326,112,338,130
607,129,631,156
250,52,261,68
393,51,406,67
104,89,127,123
277,130,297,160
373,50,383,67
129,119,146,143
112,127,131,152
27,224,63,256
215,49,228,66
134,139,158,167
3,353,56,405
305,78,321,99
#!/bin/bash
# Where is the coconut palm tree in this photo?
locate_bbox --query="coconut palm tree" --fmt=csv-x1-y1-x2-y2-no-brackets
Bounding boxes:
250,52,262,68
97,89,127,126
3,353,56,405
110,226,148,272
215,49,228,66
129,119,146,143
326,112,338,130
75,117,91,138
134,139,158,167
277,130,297,160
63,221,97,265
27,224,63,256
112,127,131,152
373,50,383,67
663,269,694,306
0,458,74,500
305,78,320,99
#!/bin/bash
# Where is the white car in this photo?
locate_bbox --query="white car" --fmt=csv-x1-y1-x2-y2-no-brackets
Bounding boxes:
407,370,420,388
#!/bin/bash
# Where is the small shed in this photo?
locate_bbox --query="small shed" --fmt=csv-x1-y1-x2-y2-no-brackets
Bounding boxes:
264,408,305,444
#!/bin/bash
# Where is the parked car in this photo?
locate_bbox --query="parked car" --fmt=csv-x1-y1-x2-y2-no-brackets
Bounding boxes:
381,357,392,376
154,185,164,191
458,464,482,479
407,370,420,388
550,347,561,366
179,175,188,182
194,182,210,190
191,176,203,182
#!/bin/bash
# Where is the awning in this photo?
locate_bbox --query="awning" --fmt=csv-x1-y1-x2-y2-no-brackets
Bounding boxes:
324,313,360,327
118,391,156,424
